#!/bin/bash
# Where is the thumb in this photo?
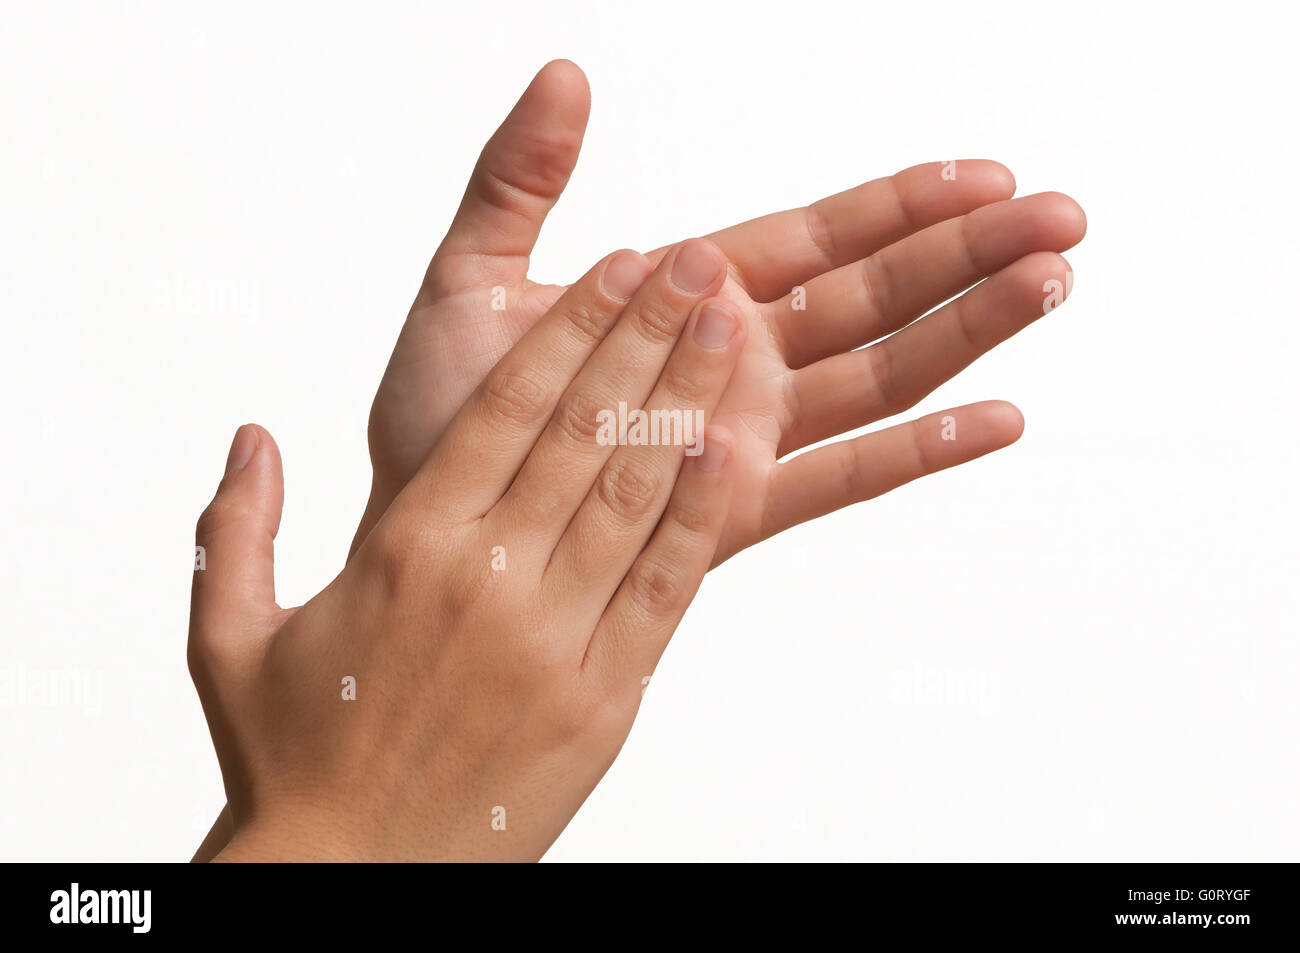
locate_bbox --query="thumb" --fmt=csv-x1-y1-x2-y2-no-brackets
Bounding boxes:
190,424,285,658
425,59,591,294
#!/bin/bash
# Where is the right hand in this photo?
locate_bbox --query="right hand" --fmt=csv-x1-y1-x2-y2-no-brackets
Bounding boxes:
192,240,747,860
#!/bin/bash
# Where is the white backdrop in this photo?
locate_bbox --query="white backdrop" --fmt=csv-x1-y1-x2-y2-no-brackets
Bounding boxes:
2,0,1296,861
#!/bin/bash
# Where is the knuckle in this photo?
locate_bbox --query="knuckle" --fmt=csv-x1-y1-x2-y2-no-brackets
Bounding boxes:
484,128,582,202
442,562,494,618
187,636,231,690
507,485,557,528
626,555,685,617
861,251,896,321
555,686,630,749
951,292,980,350
840,438,872,503
188,627,256,681
867,343,910,413
189,614,265,682
631,299,683,345
804,200,836,261
667,493,713,537
186,631,219,678
597,456,660,522
477,164,530,217
958,208,984,272
659,360,713,406
512,629,567,672
908,419,935,473
364,521,425,597
505,478,566,528
480,368,550,428
553,390,607,448
560,301,615,346
195,497,238,542
487,622,573,693
194,504,221,543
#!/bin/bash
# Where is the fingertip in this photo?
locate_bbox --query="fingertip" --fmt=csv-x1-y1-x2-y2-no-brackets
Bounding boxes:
538,58,588,88
532,58,591,114
1012,250,1074,300
691,296,745,350
939,159,1017,199
668,238,729,296
1040,190,1088,243
984,400,1026,444
1058,252,1075,289
192,423,285,659
236,423,281,470
681,236,726,264
505,59,590,160
251,424,283,476
972,159,1017,198
218,423,284,534
601,249,653,301
224,424,260,477
992,160,1017,197
899,159,1018,220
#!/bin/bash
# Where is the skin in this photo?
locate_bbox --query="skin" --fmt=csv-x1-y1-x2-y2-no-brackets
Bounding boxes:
191,60,1086,860
353,60,1087,566
194,241,749,860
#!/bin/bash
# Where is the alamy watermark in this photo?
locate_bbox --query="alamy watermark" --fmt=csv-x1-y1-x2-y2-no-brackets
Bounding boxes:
152,274,258,323
595,402,704,456
0,663,104,716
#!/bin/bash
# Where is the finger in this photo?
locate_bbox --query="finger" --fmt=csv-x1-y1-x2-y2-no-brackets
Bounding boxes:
423,59,591,295
650,160,1017,302
763,401,1024,543
784,252,1074,453
493,240,729,536
581,426,734,686
402,248,654,519
190,424,284,668
771,191,1087,369
540,294,744,589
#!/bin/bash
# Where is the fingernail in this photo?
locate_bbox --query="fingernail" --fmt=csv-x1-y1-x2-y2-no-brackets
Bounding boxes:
603,251,649,300
225,425,257,475
695,430,730,473
693,304,737,349
670,241,723,294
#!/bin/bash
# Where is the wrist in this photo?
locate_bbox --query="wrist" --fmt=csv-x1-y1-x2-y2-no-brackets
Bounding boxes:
210,806,375,863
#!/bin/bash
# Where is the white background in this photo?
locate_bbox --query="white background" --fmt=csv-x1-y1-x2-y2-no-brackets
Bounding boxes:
2,0,1296,861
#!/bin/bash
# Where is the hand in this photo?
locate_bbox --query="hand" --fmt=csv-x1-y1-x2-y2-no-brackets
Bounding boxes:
193,240,748,860
356,60,1086,565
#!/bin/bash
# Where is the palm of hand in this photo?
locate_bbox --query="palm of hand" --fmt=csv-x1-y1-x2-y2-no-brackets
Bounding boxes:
355,61,1085,566
365,280,563,497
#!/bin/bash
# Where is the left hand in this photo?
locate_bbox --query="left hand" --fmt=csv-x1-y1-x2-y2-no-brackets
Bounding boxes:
354,60,1087,565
